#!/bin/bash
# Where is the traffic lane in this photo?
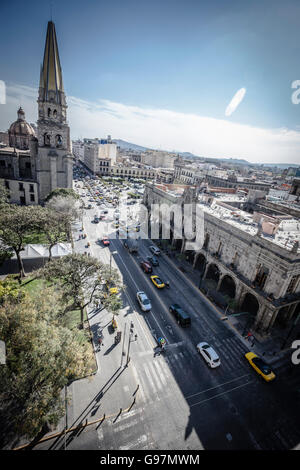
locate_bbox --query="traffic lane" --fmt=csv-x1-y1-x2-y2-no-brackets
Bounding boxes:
136,240,235,345
133,240,300,447
108,238,252,394
139,239,226,330
108,238,181,346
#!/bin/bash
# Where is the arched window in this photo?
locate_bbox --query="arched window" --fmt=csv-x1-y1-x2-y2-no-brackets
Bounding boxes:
55,134,63,148
48,108,51,117
44,133,51,146
53,109,57,118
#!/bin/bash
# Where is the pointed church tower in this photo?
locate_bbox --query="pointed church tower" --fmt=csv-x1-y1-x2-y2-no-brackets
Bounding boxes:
36,21,73,201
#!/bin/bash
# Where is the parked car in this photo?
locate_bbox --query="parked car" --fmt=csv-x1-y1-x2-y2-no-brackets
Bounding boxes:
149,245,161,256
245,352,276,382
136,291,152,312
197,342,221,368
140,260,153,273
169,304,191,327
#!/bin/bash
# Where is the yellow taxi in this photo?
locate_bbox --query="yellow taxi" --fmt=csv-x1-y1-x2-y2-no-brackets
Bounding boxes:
245,352,276,382
150,275,165,289
109,287,119,295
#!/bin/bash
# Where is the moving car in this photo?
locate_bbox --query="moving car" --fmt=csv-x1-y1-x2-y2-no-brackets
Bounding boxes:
150,275,165,289
140,260,152,273
245,352,276,382
136,291,152,312
149,245,161,256
169,304,191,327
196,342,221,368
102,237,110,246
147,255,159,266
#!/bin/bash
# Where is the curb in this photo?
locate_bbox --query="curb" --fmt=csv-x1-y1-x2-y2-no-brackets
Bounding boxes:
13,395,138,451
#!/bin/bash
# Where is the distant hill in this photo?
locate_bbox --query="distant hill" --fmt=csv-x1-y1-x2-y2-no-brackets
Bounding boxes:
113,139,150,152
113,139,296,168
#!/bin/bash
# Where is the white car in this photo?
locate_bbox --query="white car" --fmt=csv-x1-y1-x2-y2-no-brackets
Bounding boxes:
196,342,221,368
136,291,152,312
149,245,160,256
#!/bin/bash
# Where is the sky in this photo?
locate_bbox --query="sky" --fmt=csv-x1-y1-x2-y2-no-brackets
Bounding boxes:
1,0,300,164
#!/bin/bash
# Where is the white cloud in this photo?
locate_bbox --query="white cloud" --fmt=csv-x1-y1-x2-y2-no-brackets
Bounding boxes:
1,82,300,164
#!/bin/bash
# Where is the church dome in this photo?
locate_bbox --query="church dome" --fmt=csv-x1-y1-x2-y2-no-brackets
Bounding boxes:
8,107,36,149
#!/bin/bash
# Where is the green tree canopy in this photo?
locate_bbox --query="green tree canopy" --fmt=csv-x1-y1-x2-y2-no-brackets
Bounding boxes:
44,188,80,202
0,287,93,445
39,253,123,328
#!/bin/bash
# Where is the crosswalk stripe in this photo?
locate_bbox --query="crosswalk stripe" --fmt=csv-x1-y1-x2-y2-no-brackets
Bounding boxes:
131,363,147,403
143,363,158,395
147,361,163,391
152,359,168,387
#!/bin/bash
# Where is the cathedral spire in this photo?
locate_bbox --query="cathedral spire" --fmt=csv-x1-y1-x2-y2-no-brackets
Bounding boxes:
39,21,64,104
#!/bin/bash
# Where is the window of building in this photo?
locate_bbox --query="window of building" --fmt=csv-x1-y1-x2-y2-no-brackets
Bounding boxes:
286,275,300,296
254,265,269,290
20,196,25,205
29,184,34,193
4,180,9,189
0,160,5,167
25,162,31,169
30,194,35,202
19,183,24,191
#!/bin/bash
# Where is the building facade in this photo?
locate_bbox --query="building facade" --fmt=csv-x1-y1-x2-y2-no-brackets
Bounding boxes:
0,21,73,204
143,182,300,339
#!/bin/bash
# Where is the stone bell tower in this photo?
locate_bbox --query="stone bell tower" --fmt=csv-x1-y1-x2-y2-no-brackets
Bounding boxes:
36,21,73,202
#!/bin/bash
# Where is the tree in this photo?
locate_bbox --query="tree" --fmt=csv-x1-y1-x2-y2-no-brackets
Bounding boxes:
0,287,93,445
0,181,9,207
39,254,122,328
0,205,44,280
44,187,80,202
46,195,81,224
37,208,70,260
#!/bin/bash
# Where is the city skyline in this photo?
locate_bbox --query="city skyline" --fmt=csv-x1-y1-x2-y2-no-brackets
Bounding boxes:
1,0,300,164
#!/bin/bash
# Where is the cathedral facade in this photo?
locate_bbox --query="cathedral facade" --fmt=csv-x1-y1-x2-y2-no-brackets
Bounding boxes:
0,21,73,205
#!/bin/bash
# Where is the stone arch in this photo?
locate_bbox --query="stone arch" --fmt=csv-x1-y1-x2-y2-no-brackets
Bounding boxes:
219,274,236,299
240,292,260,317
184,249,195,264
205,263,220,283
194,252,206,272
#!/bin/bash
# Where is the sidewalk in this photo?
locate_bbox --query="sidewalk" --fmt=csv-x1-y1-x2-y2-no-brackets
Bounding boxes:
159,249,293,367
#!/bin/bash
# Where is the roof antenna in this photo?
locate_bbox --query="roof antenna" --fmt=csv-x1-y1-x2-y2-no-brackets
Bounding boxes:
50,0,53,21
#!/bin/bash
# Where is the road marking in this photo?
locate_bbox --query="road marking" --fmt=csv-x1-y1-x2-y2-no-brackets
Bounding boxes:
119,434,148,450
152,359,168,386
131,363,147,403
143,363,158,395
184,373,251,400
189,381,253,408
147,361,163,391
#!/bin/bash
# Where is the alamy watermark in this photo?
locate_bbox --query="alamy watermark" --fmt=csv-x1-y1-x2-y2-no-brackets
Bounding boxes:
0,340,6,365
0,80,5,104
291,340,300,365
96,196,205,252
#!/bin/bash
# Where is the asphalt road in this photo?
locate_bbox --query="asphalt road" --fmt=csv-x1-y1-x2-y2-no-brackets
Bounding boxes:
50,174,300,451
